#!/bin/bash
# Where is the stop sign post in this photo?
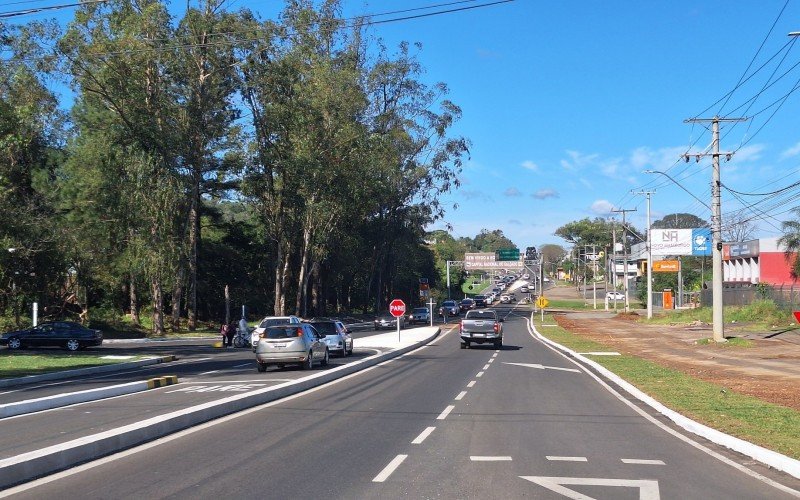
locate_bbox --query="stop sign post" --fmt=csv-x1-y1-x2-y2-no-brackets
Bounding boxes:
389,299,406,341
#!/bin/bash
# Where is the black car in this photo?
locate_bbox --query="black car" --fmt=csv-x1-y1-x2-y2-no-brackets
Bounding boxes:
459,298,475,312
0,321,103,351
473,295,488,308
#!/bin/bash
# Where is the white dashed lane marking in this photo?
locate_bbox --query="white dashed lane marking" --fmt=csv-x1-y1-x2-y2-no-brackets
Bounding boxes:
476,371,484,378
372,454,408,482
546,456,588,462
455,391,467,401
412,427,436,444
467,381,476,388
471,456,512,461
482,364,490,370
621,459,665,465
437,405,455,420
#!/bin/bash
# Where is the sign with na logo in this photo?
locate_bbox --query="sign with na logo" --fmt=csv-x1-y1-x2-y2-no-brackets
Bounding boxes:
650,228,711,256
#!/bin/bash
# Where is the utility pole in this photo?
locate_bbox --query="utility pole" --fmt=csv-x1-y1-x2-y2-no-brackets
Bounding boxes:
684,116,746,343
611,222,617,311
612,208,636,313
632,190,655,319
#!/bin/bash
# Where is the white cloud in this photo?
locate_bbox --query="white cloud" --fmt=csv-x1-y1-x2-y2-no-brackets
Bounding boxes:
460,190,492,202
731,144,764,163
781,142,800,160
508,219,522,225
520,160,539,171
504,187,522,197
579,178,593,189
590,199,615,215
532,189,559,200
561,150,600,171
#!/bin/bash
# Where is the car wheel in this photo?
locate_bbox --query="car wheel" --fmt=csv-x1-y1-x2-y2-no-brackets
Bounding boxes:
257,362,267,372
321,349,329,367
347,343,353,355
464,341,470,349
460,342,466,349
303,351,313,370
234,336,245,348
494,339,501,349
66,339,81,351
7,337,21,350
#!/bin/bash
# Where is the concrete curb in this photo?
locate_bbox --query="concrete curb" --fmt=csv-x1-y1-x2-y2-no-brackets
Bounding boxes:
0,328,440,489
0,356,177,389
102,337,216,344
0,376,179,419
527,315,800,481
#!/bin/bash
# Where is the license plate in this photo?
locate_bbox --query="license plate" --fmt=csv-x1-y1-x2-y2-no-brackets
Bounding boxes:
272,344,286,348
474,333,484,337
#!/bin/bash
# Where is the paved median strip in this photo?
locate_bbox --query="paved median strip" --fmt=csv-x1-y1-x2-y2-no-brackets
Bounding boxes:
0,376,179,419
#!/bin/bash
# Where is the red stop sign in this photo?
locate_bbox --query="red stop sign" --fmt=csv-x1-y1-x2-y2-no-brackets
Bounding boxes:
389,299,406,317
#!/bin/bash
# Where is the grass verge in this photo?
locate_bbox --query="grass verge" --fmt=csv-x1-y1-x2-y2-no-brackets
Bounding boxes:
532,315,800,460
0,352,143,379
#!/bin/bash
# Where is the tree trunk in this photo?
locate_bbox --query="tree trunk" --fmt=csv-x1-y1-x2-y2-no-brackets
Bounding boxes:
295,225,313,314
273,244,283,316
129,273,140,326
151,278,165,336
187,186,199,330
310,261,321,317
171,265,184,330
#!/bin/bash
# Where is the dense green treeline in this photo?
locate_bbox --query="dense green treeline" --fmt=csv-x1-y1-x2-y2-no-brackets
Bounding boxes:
0,0,470,334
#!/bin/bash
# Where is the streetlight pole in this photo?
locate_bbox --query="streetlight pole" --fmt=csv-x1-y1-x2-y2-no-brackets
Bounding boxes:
633,190,655,319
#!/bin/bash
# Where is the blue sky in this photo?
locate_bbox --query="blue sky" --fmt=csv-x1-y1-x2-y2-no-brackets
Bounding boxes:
7,0,800,250
350,0,800,250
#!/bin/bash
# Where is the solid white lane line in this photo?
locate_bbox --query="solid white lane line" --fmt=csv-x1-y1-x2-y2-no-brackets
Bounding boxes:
467,381,476,388
476,371,484,378
482,364,490,370
412,427,436,444
621,458,665,465
372,454,407,482
471,456,512,461
455,391,467,401
546,456,587,462
437,405,455,420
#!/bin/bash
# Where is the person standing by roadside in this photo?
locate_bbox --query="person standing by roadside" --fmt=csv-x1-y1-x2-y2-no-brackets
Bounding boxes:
220,323,230,347
226,320,236,348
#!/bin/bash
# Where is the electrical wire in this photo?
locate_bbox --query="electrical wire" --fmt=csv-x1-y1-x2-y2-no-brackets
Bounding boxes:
0,0,105,18
715,0,790,116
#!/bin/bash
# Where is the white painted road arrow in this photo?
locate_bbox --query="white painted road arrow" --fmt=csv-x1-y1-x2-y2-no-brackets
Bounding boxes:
503,362,581,373
520,476,660,500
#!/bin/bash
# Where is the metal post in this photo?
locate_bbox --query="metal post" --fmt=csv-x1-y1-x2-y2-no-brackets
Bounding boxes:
428,298,434,327
613,208,636,313
446,261,451,300
633,190,654,319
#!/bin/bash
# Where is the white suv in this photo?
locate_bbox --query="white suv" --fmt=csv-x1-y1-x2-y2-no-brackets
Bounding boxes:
252,315,301,350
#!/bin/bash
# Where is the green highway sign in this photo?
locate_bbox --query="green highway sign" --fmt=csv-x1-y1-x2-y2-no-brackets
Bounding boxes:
496,248,520,261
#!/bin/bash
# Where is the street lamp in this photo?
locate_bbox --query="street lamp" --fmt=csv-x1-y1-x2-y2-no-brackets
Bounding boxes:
643,170,710,211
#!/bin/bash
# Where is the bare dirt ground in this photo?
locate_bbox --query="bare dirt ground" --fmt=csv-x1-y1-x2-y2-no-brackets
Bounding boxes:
543,284,800,411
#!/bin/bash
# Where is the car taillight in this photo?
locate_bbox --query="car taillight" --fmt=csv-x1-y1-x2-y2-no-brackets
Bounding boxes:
296,328,304,337
459,321,464,332
493,322,499,333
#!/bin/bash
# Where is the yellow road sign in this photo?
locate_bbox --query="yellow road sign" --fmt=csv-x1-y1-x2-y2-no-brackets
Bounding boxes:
536,296,549,309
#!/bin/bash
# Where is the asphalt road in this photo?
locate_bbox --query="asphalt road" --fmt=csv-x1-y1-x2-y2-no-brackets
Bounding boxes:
5,304,798,499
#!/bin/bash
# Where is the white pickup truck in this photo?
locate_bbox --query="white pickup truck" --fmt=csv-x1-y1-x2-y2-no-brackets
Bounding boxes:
460,309,503,349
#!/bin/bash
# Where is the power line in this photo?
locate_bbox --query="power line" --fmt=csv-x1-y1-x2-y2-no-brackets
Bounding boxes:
0,0,105,18
715,0,790,115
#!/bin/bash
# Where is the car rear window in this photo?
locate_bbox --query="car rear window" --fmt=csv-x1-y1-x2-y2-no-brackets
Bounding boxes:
264,327,303,339
467,311,496,319
310,322,337,335
413,308,427,313
259,318,291,328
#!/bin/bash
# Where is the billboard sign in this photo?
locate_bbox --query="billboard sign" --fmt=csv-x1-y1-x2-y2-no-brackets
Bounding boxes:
722,240,760,261
464,252,523,270
650,228,711,256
